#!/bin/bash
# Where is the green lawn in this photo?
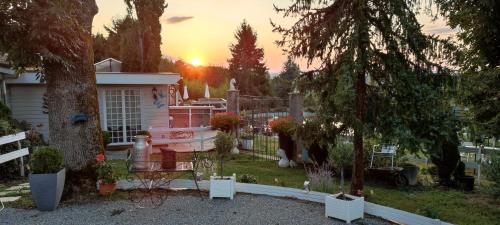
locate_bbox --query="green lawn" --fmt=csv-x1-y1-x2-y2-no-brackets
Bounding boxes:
111,154,500,225
252,134,279,157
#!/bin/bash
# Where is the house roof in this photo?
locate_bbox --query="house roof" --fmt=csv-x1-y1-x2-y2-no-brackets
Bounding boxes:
5,72,181,85
94,58,122,72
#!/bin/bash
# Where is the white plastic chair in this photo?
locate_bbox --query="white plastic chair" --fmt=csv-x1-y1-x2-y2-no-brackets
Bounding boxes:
370,144,397,168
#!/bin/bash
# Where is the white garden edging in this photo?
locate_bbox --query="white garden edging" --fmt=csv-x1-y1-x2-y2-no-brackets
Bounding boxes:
117,179,454,225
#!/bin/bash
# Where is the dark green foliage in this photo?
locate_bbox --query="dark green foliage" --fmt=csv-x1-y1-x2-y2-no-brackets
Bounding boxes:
436,0,500,137
328,141,353,193
92,33,109,62
238,174,257,184
102,131,111,148
0,0,93,72
0,102,46,179
485,153,500,198
96,161,117,184
30,147,64,174
453,161,466,180
228,21,271,96
273,0,456,192
125,0,168,72
430,130,461,186
103,14,142,72
214,132,234,178
159,57,179,73
272,58,300,98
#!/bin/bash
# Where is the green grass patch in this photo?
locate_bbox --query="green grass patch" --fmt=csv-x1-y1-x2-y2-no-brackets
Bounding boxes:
252,134,279,156
109,155,500,225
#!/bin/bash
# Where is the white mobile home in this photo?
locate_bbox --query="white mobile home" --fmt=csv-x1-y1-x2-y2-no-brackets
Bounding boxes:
1,58,186,145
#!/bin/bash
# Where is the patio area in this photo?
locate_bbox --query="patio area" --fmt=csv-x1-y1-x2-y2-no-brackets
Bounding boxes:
1,192,391,225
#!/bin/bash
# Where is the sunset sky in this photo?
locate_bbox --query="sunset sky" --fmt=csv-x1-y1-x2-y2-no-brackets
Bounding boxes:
93,0,455,73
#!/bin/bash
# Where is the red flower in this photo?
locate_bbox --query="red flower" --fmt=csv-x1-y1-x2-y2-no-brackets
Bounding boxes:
210,112,241,133
96,154,105,162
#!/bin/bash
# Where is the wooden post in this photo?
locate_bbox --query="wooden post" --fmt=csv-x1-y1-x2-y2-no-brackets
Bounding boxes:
289,91,303,162
17,140,24,177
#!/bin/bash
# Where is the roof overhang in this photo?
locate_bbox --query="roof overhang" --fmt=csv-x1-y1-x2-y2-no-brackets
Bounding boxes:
5,72,182,85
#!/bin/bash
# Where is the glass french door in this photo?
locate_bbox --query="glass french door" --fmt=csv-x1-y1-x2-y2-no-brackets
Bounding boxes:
105,89,142,143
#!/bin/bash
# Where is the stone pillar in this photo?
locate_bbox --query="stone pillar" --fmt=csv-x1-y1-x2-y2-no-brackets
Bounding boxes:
227,90,239,115
289,91,303,162
227,90,240,140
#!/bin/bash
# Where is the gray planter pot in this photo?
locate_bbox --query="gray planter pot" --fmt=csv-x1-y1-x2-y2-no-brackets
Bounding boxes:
401,164,419,186
29,168,66,211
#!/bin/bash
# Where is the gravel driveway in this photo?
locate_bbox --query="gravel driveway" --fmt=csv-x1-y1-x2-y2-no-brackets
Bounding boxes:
0,193,391,225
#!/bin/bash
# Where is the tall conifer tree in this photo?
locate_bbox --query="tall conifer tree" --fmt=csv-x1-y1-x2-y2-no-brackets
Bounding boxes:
273,0,453,194
228,21,271,96
125,0,167,72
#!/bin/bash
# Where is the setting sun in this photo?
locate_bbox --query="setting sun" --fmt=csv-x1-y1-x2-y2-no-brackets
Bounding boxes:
191,58,202,66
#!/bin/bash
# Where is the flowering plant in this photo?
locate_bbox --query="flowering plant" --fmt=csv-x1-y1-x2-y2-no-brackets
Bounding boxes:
210,112,240,133
95,153,117,184
269,117,297,136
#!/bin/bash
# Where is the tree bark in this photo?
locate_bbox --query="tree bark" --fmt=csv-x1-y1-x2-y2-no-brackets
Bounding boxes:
351,0,368,196
44,0,102,197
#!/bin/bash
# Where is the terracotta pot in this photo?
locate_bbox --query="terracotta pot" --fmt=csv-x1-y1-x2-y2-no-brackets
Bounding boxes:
99,181,117,196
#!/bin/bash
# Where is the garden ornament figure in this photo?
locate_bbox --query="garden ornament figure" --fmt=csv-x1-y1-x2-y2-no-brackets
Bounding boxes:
304,181,310,192
277,148,290,167
229,78,237,91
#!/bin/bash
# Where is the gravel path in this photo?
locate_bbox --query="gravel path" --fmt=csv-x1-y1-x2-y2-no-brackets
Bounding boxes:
0,193,391,225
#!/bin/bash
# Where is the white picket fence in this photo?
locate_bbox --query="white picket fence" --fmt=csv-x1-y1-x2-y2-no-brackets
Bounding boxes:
0,132,29,176
117,179,454,225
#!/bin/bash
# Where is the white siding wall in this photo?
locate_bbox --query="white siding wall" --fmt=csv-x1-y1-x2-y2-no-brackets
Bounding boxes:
98,85,171,132
9,84,174,144
8,86,49,142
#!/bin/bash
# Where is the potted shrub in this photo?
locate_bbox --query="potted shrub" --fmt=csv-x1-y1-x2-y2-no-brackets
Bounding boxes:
270,117,297,160
210,132,236,199
211,112,240,154
29,147,65,211
95,153,118,196
325,141,364,223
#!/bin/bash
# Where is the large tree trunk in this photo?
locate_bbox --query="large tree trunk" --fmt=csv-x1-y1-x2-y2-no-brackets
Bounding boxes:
44,0,102,197
351,0,369,196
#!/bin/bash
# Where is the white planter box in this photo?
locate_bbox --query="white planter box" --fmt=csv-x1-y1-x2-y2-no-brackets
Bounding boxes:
209,174,236,199
325,193,364,224
241,139,253,150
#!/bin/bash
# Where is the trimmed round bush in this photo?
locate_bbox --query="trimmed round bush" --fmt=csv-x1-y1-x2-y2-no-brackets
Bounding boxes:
30,147,64,174
238,174,257,184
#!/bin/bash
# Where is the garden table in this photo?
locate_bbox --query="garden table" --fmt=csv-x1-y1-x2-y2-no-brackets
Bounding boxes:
125,149,213,207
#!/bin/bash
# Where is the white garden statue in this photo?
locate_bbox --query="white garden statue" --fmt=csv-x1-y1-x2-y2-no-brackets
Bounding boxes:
277,149,290,167
229,78,237,91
